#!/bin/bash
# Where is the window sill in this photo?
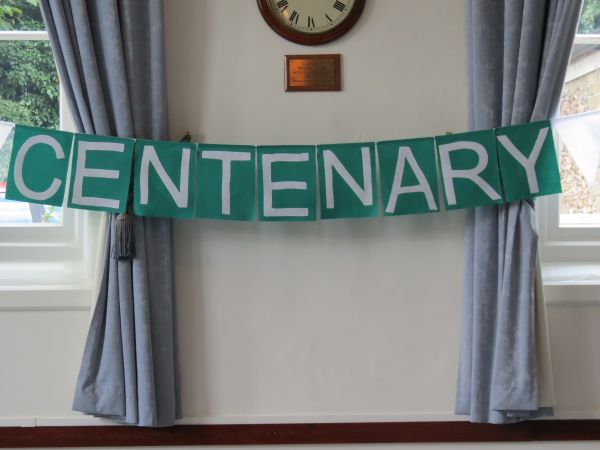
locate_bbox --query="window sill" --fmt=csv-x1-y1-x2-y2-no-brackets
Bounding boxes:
0,212,105,311
543,262,600,285
0,285,92,311
542,263,600,305
0,258,93,310
0,260,93,311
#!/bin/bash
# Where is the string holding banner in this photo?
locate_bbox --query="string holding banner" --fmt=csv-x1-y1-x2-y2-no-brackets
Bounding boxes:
3,119,564,221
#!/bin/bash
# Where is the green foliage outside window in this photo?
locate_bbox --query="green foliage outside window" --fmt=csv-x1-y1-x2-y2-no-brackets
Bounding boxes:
0,0,59,183
579,0,600,34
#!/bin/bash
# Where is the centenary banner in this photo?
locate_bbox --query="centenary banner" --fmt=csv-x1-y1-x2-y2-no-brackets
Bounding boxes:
5,120,563,221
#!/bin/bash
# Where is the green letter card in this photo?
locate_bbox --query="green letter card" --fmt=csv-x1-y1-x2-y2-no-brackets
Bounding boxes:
495,120,561,202
6,125,73,206
197,144,255,220
436,130,503,210
133,139,197,218
257,145,316,221
68,134,134,212
317,142,378,219
378,137,439,215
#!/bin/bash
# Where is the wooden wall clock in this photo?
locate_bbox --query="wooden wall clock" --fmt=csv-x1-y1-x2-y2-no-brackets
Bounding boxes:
257,0,366,45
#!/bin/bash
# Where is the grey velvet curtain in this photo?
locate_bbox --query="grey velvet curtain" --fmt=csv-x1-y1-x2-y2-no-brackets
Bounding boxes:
457,0,582,424
40,0,180,426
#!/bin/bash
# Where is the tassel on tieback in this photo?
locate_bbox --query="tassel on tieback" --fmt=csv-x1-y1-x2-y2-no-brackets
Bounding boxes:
111,212,135,260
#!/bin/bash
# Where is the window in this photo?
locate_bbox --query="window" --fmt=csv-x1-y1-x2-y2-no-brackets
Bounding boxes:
0,1,101,311
0,1,63,225
539,0,600,285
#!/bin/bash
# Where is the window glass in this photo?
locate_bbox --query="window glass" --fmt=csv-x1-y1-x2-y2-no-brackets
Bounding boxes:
578,0,600,34
558,40,600,226
0,0,45,31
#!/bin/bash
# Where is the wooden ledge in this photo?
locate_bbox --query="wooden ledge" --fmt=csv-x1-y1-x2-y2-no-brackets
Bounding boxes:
1,420,600,447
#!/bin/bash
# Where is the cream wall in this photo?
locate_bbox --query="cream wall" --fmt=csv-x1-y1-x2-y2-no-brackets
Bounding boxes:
167,0,466,421
166,0,600,425
1,2,600,450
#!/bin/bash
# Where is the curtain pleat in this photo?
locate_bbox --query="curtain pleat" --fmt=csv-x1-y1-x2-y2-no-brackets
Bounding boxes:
40,0,180,427
456,0,582,424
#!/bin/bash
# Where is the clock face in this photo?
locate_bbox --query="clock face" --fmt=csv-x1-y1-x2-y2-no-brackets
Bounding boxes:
267,0,357,34
258,0,365,45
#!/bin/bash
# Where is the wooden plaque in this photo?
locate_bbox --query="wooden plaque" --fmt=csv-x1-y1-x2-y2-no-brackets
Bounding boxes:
285,54,341,92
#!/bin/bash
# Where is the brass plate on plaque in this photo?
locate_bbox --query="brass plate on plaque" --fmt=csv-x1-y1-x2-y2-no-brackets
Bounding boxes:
285,54,341,92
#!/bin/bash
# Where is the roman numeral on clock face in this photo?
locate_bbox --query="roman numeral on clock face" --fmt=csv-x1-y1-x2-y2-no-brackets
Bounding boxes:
308,16,315,28
333,1,346,12
276,0,288,11
289,10,299,24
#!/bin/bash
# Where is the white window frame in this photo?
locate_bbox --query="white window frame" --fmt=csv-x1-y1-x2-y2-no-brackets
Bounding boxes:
538,193,600,264
0,30,102,312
